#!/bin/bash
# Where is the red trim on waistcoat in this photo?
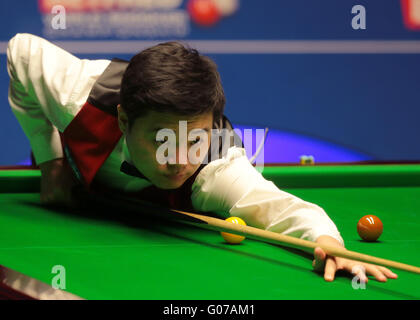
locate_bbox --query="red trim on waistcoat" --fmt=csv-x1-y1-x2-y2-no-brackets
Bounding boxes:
62,102,122,186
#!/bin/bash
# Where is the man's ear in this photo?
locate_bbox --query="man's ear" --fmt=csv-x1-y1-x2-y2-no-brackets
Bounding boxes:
117,104,128,134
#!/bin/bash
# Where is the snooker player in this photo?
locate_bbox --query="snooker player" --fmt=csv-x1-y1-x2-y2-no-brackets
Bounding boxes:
6,33,397,283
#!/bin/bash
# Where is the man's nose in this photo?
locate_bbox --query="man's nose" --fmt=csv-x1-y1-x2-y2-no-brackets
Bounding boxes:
168,145,189,165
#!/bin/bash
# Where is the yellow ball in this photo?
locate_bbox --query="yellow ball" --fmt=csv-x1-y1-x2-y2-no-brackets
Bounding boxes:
221,217,246,244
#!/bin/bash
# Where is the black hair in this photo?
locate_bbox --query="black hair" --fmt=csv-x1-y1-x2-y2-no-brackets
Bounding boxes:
120,41,225,127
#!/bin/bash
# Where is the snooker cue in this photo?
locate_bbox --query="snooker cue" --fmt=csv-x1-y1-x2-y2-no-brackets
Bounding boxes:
72,186,420,275
172,208,420,275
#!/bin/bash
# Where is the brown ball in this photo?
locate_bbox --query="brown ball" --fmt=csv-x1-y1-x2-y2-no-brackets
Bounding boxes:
357,215,383,242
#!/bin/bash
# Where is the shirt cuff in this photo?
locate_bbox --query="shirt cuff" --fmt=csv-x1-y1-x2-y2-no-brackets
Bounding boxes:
305,226,345,247
30,129,64,165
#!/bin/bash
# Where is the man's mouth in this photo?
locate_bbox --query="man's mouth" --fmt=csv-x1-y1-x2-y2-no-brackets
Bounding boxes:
164,172,187,181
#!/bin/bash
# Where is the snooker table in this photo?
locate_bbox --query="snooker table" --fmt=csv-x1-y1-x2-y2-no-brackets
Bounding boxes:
1,163,420,300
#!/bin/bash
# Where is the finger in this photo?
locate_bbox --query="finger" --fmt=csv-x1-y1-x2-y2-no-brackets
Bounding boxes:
364,264,387,282
377,266,398,279
324,257,337,282
351,264,369,283
312,247,326,271
335,257,345,271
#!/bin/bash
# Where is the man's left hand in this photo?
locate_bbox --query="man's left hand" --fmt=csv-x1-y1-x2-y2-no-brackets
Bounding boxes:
313,235,398,282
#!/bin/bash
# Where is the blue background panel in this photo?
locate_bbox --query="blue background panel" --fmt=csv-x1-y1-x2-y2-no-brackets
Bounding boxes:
0,0,419,164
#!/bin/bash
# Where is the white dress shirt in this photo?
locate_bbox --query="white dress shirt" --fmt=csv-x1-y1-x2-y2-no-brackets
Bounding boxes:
7,33,344,245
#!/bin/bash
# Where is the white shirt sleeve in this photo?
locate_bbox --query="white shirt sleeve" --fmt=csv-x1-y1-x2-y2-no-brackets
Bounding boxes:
6,33,110,165
191,146,344,246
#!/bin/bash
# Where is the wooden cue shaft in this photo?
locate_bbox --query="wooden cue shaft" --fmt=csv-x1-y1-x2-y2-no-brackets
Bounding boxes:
72,186,420,275
173,209,420,275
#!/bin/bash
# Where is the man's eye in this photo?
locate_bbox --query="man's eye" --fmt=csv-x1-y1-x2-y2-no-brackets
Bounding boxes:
156,137,201,146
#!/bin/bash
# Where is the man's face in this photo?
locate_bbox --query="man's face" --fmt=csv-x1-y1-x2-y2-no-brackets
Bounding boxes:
118,106,213,189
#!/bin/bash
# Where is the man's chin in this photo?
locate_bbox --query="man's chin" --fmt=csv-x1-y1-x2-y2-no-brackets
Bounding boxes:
154,177,187,190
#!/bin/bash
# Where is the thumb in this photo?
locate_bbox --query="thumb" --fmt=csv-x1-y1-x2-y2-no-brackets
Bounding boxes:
312,247,327,271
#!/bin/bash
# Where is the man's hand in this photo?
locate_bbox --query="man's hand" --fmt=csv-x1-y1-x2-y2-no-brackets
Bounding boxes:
39,158,79,207
313,235,398,283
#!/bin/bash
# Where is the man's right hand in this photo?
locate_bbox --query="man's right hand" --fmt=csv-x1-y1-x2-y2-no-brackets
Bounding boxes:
39,158,79,207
